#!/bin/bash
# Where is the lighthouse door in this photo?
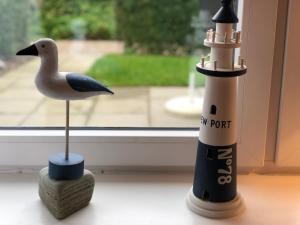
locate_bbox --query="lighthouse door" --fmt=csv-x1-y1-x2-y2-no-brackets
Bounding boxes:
210,105,217,115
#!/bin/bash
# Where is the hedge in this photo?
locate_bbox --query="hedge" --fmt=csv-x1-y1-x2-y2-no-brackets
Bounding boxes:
41,0,116,40
115,0,199,54
0,0,33,59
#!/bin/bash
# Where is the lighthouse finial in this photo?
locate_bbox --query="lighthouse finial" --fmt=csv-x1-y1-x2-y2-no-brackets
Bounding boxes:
221,0,232,7
212,0,238,23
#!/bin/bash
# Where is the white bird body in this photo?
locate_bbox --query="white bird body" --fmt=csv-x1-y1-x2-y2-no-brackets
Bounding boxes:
17,38,113,100
35,71,105,100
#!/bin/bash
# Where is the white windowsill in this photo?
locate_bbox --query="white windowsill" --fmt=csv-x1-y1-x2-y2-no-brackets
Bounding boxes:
0,129,199,141
0,172,299,225
0,129,201,167
0,129,269,168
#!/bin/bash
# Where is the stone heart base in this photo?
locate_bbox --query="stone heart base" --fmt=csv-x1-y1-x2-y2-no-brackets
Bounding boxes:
38,167,95,219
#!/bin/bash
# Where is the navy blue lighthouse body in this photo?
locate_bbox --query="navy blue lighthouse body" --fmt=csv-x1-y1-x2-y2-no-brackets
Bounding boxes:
187,0,247,218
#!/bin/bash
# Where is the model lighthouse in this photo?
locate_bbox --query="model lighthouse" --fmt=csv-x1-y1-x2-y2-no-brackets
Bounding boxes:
186,0,247,218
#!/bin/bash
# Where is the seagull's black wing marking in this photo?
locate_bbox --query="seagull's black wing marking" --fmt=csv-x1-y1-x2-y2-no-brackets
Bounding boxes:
66,73,113,94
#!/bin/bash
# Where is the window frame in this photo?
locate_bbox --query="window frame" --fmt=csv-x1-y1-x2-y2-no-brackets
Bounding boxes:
0,0,280,169
276,0,300,166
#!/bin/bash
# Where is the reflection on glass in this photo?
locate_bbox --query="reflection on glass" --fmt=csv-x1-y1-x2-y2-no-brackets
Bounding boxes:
0,0,224,127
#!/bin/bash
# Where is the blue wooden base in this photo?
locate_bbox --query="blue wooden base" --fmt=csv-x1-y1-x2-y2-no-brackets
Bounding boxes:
48,153,84,180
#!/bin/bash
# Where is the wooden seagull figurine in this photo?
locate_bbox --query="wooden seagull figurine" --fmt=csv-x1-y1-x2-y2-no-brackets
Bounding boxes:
16,38,113,180
16,38,113,100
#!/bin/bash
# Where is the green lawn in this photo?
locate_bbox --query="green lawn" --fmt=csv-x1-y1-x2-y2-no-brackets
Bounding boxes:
87,54,205,86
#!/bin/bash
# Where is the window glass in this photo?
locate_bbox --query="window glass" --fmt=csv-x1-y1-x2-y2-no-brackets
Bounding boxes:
0,0,225,127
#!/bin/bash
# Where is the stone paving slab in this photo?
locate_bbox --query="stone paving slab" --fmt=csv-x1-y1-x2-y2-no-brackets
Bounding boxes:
93,87,148,114
93,98,148,114
57,40,124,73
0,88,43,100
0,115,27,126
0,100,38,115
88,113,149,127
23,114,87,126
149,88,201,128
34,99,94,115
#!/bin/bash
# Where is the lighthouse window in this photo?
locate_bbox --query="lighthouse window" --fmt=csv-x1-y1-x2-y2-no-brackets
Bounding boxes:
202,190,210,201
206,149,214,160
210,105,217,115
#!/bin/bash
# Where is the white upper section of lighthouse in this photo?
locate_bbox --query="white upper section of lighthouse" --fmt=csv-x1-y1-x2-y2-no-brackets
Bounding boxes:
197,0,247,146
196,0,246,77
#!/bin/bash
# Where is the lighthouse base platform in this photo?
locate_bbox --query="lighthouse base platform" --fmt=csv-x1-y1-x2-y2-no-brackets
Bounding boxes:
186,188,244,219
38,167,95,219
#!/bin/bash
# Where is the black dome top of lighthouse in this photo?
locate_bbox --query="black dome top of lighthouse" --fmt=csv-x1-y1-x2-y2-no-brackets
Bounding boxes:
212,0,238,23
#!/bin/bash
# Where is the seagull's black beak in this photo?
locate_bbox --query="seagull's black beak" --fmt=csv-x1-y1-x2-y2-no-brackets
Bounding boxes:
106,88,114,95
16,44,38,56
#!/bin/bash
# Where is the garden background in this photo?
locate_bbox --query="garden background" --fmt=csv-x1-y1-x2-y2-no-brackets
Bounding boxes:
0,0,221,127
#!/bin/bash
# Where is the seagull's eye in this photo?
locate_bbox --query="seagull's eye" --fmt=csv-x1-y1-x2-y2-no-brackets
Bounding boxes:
41,44,46,48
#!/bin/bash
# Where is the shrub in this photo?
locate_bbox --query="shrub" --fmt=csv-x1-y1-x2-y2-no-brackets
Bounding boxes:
0,0,33,59
41,0,116,40
115,0,199,54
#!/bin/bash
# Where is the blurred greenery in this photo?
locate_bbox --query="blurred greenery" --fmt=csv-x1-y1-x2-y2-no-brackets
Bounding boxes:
115,0,199,54
87,54,205,86
41,0,116,39
0,0,40,59
0,0,207,59
31,0,201,55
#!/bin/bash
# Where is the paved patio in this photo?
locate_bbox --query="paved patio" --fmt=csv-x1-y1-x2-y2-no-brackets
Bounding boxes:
0,40,202,127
